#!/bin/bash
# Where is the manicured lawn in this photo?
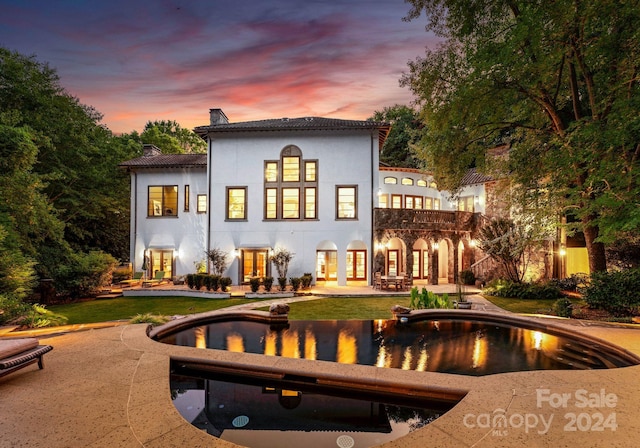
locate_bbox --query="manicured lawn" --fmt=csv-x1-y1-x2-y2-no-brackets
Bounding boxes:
264,297,415,320
49,297,262,325
482,295,582,314
50,294,573,325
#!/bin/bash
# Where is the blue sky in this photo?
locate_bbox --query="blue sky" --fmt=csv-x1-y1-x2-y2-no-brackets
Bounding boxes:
0,0,438,133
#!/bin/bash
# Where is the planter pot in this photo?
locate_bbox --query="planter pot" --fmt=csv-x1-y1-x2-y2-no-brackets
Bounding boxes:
455,301,472,309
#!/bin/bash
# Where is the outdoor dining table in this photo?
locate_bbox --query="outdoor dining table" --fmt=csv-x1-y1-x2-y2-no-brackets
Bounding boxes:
381,275,405,290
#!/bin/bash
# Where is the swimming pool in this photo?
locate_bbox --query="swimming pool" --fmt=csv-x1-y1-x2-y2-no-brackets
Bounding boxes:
154,310,638,376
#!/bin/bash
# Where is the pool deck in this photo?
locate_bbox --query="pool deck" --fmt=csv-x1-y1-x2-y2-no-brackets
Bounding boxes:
1,285,640,447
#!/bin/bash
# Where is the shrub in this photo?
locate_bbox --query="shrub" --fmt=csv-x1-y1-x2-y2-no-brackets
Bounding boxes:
583,269,640,316
210,275,221,291
53,251,117,299
278,277,287,291
554,298,573,318
220,276,232,292
301,273,313,289
18,303,68,328
410,287,453,309
129,313,170,326
249,277,261,293
186,274,196,289
263,276,274,292
290,277,301,292
460,270,476,285
483,279,562,300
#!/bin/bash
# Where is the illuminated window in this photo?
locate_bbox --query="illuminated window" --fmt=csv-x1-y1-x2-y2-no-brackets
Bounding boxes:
305,187,316,219
265,188,277,219
405,195,423,209
378,194,388,208
384,177,397,184
305,161,317,182
226,187,247,220
283,157,300,182
417,179,427,187
434,198,441,210
282,188,300,219
425,197,433,209
265,162,278,182
401,178,414,186
458,196,475,212
391,194,402,209
184,185,190,211
148,185,178,217
430,181,437,189
264,146,317,220
197,194,207,213
336,186,357,219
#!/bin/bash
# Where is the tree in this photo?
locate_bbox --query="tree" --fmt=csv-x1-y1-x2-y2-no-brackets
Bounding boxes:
140,120,206,154
402,0,640,273
270,247,294,279
206,247,229,276
369,105,422,168
477,218,535,283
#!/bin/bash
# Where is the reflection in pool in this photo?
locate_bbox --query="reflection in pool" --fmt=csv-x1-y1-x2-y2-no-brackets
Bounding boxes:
170,370,450,448
158,318,637,376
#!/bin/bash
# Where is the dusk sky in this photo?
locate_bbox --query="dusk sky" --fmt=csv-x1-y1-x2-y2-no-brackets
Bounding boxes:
0,0,439,134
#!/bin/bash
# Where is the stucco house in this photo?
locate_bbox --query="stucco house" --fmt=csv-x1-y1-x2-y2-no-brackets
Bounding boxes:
119,108,582,287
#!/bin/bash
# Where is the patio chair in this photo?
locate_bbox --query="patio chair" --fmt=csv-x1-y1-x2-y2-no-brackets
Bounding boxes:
0,338,53,378
142,271,166,287
119,271,144,288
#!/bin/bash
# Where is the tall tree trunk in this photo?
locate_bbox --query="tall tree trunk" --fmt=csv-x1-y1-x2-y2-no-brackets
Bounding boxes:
582,219,607,273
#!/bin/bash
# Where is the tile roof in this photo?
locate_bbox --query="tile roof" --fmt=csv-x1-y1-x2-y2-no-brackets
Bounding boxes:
194,116,391,147
195,116,388,133
118,153,207,170
460,168,493,185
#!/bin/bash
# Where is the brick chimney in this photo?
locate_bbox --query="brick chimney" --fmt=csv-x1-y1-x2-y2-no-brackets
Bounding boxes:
142,144,162,157
209,108,229,125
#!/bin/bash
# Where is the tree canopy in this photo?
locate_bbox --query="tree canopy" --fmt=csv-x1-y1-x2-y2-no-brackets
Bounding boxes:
402,0,640,272
370,105,422,168
139,120,206,154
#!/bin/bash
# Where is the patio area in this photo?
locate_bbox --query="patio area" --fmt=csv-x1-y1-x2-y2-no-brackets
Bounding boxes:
1,289,640,447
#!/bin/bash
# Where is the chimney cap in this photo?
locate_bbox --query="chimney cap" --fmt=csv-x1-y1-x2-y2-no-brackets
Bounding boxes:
209,108,229,125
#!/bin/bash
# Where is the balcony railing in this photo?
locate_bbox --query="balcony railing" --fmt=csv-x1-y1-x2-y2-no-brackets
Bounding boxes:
374,208,480,231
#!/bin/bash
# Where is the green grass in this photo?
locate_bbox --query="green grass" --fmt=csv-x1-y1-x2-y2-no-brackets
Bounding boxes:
49,294,573,326
482,295,582,314
49,297,262,325
260,297,415,320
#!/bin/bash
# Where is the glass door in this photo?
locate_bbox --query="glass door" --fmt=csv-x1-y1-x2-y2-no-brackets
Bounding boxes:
316,251,337,281
346,250,366,280
387,250,398,276
242,250,269,282
150,250,172,279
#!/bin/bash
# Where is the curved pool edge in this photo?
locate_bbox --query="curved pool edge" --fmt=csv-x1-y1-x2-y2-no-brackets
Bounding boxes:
123,311,640,447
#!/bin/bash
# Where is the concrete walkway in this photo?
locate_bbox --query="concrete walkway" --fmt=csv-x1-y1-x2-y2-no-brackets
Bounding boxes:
1,287,640,447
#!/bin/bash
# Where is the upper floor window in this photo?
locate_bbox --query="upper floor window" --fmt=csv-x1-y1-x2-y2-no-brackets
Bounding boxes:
184,185,190,211
391,194,402,209
384,176,397,184
265,162,278,182
197,194,207,213
226,187,247,220
458,196,474,212
148,185,178,217
401,178,414,186
283,156,300,182
378,194,388,208
336,185,357,219
417,179,427,187
264,146,317,220
434,198,441,210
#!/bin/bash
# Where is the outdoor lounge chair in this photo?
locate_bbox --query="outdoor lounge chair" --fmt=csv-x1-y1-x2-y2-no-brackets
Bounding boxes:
0,338,53,378
119,271,144,287
142,271,166,287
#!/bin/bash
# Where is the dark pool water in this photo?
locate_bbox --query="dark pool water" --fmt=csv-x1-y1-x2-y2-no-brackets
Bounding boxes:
158,318,636,375
170,370,449,448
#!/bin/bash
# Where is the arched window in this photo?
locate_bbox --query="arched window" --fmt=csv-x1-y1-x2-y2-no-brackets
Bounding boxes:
264,146,318,220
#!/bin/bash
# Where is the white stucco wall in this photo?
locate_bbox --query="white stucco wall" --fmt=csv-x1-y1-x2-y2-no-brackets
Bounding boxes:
207,129,379,285
129,167,208,277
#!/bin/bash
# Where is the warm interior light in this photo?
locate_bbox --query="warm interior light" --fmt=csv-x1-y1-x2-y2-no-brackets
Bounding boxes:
433,242,439,250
